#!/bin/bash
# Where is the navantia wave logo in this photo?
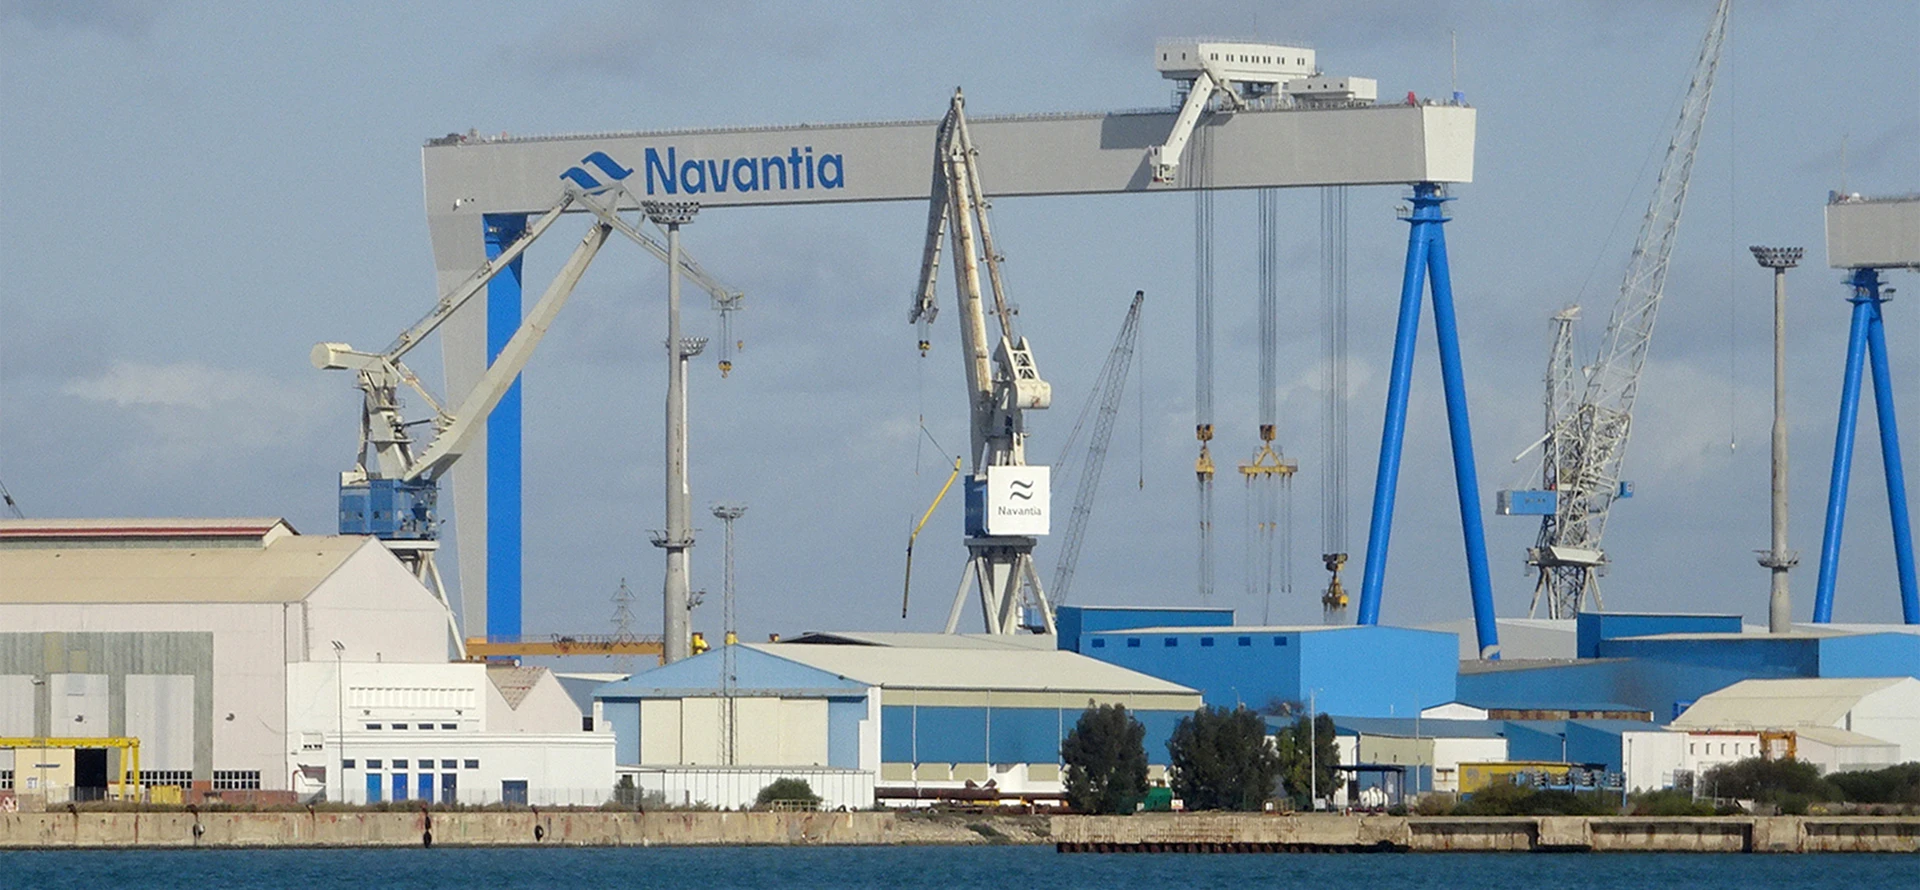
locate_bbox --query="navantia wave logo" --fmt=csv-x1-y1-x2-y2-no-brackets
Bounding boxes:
560,146,847,195
559,152,634,191
1008,479,1036,500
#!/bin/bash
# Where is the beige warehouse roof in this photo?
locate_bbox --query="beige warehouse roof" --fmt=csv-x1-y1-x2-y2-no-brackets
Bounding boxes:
784,631,1056,651
1792,726,1901,749
750,642,1196,695
0,517,293,537
1670,677,1914,730
0,534,370,604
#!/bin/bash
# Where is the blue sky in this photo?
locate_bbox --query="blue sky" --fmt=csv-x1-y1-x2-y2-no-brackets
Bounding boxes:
3,1,1918,643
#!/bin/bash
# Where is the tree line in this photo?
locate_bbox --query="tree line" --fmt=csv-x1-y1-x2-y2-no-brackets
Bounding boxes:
1061,703,1336,815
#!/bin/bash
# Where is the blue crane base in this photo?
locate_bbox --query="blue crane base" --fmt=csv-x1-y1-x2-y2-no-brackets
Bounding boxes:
1355,182,1502,659
1813,267,1920,624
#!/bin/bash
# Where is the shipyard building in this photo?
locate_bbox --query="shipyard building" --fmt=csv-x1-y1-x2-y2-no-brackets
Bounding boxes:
0,518,611,805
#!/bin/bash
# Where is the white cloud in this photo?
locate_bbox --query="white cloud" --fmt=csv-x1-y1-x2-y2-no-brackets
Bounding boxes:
62,361,342,471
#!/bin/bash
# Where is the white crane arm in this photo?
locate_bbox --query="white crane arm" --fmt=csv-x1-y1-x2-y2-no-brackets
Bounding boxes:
1149,66,1242,184
574,187,743,307
909,109,957,331
405,220,613,481
380,193,576,362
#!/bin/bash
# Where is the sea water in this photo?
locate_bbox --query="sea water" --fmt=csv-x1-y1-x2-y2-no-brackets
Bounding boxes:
1,846,1910,890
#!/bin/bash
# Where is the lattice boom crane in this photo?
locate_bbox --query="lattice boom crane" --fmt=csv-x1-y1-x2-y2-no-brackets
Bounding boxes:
1502,0,1730,617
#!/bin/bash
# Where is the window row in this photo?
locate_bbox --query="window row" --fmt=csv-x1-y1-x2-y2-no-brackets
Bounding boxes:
1091,635,1289,649
212,770,261,790
342,758,480,771
363,722,461,731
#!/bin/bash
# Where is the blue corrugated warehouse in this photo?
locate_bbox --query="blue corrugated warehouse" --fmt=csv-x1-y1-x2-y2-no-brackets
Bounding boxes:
1059,607,1458,717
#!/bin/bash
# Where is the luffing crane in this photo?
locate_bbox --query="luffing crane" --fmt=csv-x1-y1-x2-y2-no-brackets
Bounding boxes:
910,89,1056,634
1050,291,1145,606
1501,0,1730,618
313,181,744,655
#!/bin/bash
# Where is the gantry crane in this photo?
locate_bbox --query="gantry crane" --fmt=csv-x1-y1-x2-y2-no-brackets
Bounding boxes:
314,181,743,656
1050,291,1145,606
911,89,1056,635
1501,0,1730,618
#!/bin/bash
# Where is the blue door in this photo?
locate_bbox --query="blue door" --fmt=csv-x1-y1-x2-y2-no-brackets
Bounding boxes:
365,773,383,803
440,773,458,805
417,773,434,802
501,779,528,806
392,773,408,802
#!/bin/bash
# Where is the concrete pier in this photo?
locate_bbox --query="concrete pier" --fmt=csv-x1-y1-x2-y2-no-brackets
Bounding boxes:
3,810,1918,852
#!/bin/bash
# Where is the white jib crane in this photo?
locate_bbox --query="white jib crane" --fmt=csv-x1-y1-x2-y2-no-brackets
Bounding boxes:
911,90,1057,635
1504,0,1730,618
313,182,743,655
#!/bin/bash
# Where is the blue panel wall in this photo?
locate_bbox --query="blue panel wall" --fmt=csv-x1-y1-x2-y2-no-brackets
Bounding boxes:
903,706,988,764
1054,605,1236,652
1596,636,1817,679
1817,633,1920,678
483,213,528,641
1079,626,1454,717
1576,612,1743,658
1565,720,1627,770
1460,649,1802,723
880,706,915,762
988,707,1066,764
827,699,864,769
1503,721,1568,762
879,704,1187,766
602,700,640,765
1299,626,1456,716
1081,629,1300,710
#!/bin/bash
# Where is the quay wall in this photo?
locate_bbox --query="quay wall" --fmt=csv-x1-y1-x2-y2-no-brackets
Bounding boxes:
1052,813,1920,853
4,810,1918,851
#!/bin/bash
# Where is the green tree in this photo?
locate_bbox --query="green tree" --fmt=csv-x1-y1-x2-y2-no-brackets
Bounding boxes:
1272,714,1340,808
1453,781,1615,816
1702,757,1836,805
1628,788,1717,816
755,777,821,809
1060,703,1150,814
1827,762,1920,805
1166,705,1283,811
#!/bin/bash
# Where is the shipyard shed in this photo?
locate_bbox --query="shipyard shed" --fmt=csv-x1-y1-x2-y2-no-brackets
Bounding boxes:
1456,611,1920,722
0,518,611,807
1074,622,1457,718
1330,716,1509,794
593,635,1203,809
1671,677,1920,768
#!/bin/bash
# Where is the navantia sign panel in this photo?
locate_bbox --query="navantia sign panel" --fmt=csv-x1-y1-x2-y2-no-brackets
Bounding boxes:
421,104,1474,217
985,465,1050,537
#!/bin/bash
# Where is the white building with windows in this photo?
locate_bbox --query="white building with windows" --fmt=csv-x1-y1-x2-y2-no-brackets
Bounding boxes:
0,518,612,806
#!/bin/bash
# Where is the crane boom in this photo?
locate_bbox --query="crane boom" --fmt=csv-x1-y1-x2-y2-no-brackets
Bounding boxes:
912,90,1056,634
1051,291,1144,605
1513,0,1729,616
313,180,743,654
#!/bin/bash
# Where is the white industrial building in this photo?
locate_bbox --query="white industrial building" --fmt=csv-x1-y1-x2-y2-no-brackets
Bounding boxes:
0,518,612,806
595,633,1203,810
1667,677,1920,774
1332,715,1511,795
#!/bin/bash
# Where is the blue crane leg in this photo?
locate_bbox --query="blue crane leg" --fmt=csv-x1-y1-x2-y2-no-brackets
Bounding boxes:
1862,278,1920,623
1424,205,1502,659
1813,292,1875,623
1357,185,1435,626
484,213,528,642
